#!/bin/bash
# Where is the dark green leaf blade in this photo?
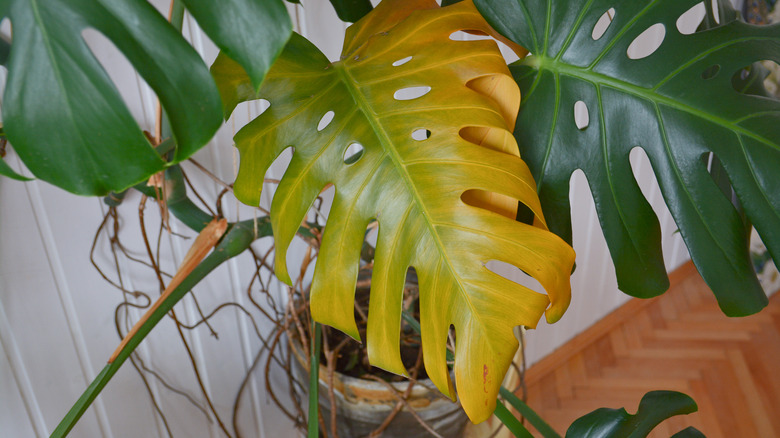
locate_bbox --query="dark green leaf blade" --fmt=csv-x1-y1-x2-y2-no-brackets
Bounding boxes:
182,0,292,89
0,34,10,66
565,390,698,438
1,0,222,195
0,156,32,181
328,0,373,23
475,0,780,315
671,426,707,438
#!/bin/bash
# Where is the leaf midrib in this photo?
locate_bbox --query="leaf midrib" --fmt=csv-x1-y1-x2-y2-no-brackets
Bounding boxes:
334,62,490,339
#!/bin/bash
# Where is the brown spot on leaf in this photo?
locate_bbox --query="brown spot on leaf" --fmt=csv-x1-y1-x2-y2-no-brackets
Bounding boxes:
483,364,489,393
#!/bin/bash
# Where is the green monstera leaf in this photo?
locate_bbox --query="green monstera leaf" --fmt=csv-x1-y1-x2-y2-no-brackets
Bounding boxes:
328,0,373,22
0,0,290,195
213,0,575,422
566,391,700,438
474,0,780,315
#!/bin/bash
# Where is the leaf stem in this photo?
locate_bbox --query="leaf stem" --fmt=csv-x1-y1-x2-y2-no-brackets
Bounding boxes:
168,0,186,32
0,34,10,66
500,386,561,438
50,220,265,437
494,402,534,438
308,322,322,438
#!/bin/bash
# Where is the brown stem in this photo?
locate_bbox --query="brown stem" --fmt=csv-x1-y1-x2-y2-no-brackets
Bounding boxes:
232,346,264,438
129,354,174,438
323,338,340,438
368,345,425,437
138,197,233,437
180,167,218,217
264,329,300,423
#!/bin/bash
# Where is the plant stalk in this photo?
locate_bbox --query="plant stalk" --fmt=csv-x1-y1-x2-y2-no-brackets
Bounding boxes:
51,220,265,437
494,402,534,438
500,386,561,438
308,322,322,438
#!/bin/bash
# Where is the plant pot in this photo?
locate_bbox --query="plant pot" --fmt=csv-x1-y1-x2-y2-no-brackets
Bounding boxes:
291,340,469,438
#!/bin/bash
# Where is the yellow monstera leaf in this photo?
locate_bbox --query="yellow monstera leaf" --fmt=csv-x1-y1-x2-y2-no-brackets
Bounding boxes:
212,0,575,422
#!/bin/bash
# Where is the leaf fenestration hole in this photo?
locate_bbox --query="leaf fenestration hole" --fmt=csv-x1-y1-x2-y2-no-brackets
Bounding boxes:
626,23,666,60
411,129,431,141
449,30,491,41
710,0,721,24
628,146,658,204
261,146,294,210
343,142,364,164
677,2,705,35
730,61,777,96
81,29,147,123
574,100,590,130
364,220,378,252
445,324,457,364
235,98,270,121
461,189,519,220
392,56,413,67
394,86,431,101
256,98,271,115
485,260,545,295
700,151,736,206
317,110,335,132
701,64,720,80
591,8,615,41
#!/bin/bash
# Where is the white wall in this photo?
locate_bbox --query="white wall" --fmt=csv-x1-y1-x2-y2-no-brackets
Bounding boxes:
2,2,741,437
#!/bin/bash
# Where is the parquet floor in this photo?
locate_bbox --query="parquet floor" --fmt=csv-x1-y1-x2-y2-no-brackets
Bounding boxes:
524,262,780,437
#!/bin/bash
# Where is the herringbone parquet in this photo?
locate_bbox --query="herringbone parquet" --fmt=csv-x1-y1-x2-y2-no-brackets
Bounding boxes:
524,262,780,437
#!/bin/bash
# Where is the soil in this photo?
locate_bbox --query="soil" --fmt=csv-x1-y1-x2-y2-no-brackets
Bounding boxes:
319,268,429,382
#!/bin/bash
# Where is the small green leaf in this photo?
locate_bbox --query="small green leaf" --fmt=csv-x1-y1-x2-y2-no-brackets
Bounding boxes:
0,156,32,182
182,0,292,89
565,391,698,438
1,0,223,195
670,426,707,438
475,0,780,315
0,145,32,181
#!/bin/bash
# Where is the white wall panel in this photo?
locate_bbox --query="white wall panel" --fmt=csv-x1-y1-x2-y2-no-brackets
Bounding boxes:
0,295,46,437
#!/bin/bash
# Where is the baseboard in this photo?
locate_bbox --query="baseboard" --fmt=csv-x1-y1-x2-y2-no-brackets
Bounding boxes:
525,261,697,384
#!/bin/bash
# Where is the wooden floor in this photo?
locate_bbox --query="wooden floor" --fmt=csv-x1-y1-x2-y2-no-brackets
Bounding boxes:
524,262,780,438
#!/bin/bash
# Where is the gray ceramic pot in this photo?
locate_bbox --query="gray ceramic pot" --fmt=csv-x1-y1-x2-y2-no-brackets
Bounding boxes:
291,341,469,438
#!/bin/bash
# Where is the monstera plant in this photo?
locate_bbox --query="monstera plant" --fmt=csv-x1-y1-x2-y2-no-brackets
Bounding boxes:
0,0,777,436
